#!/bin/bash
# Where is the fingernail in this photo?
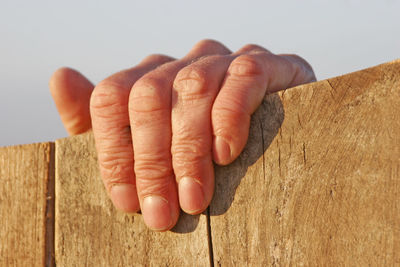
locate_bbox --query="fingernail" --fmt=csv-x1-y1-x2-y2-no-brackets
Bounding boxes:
214,136,231,164
179,177,205,214
110,184,140,213
142,196,172,231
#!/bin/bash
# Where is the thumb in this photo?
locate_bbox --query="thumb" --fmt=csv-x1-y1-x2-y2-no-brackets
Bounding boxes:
49,67,94,135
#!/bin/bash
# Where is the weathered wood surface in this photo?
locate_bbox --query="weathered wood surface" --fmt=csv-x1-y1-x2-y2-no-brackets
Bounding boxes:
55,133,210,267
0,59,399,266
210,59,400,266
0,143,54,266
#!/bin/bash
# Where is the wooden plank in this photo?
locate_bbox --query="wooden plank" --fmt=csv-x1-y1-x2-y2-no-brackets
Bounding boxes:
55,132,210,266
0,142,55,266
210,59,400,266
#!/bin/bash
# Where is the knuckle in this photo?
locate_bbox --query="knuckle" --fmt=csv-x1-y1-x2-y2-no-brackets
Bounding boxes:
136,178,171,198
213,97,249,118
190,39,230,56
174,66,208,96
212,107,250,139
194,39,223,49
90,81,129,112
141,53,174,64
172,137,210,165
129,76,169,113
98,151,134,190
239,44,269,53
229,54,264,78
134,154,173,197
134,75,168,92
134,156,172,182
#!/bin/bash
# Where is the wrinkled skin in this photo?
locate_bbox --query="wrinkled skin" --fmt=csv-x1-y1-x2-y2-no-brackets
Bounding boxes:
50,40,316,231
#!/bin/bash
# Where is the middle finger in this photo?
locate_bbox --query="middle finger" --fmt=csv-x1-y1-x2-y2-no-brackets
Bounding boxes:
129,39,231,230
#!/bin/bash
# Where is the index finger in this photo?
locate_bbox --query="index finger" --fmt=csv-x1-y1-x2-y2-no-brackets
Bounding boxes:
212,50,316,165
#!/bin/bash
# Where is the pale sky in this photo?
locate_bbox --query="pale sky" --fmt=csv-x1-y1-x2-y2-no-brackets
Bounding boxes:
1,0,399,146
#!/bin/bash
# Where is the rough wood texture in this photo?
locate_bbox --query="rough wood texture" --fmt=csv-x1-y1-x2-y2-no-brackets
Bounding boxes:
210,59,400,266
0,142,54,266
55,133,209,267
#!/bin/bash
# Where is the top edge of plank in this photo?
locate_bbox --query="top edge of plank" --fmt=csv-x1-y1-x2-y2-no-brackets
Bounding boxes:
0,141,54,150
283,58,400,92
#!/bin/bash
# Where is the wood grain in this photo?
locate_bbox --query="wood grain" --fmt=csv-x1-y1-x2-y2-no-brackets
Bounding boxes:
210,59,400,266
55,132,209,267
0,142,54,266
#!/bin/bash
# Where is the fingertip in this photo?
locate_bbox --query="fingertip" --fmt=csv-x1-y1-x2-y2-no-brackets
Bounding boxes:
49,67,72,89
49,67,91,97
142,196,175,231
212,135,233,165
211,112,251,166
49,67,94,135
178,177,207,214
110,184,140,213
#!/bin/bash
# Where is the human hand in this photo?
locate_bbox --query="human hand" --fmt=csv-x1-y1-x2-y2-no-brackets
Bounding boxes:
50,40,315,231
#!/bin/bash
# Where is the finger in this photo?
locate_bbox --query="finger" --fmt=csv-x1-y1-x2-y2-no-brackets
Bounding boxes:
212,50,316,165
183,39,231,59
233,43,271,55
129,39,231,230
90,54,174,213
49,67,94,135
171,54,235,215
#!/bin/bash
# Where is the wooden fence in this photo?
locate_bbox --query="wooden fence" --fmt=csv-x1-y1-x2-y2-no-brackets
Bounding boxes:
1,60,399,266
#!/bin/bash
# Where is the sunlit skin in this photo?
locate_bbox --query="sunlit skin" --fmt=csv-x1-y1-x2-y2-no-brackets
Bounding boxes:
50,40,316,231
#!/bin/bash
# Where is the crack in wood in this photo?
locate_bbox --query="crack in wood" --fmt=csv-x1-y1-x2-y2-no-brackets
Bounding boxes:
206,207,214,267
45,143,56,267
